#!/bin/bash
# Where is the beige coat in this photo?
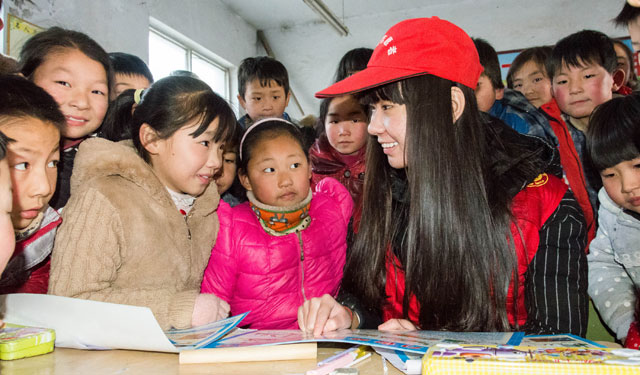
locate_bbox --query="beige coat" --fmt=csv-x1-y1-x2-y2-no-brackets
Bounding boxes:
49,138,219,330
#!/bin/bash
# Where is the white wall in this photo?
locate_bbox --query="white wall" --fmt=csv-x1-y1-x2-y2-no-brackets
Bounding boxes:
3,0,258,113
3,0,630,119
260,0,627,118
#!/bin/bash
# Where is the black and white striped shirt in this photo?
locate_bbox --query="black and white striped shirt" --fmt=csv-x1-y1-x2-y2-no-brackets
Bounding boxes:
523,190,589,336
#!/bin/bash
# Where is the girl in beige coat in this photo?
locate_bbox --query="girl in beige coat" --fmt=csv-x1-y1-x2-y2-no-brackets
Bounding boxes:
49,76,237,330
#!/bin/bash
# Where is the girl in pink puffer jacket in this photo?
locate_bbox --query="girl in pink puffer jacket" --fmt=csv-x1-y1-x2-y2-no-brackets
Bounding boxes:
201,118,353,329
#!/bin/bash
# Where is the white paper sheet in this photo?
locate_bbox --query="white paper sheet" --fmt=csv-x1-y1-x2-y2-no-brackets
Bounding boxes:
0,293,178,352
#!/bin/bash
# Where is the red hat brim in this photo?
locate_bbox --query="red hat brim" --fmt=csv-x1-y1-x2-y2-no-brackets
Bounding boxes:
315,65,429,98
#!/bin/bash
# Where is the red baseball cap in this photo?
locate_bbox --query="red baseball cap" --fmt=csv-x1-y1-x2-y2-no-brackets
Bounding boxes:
316,17,483,98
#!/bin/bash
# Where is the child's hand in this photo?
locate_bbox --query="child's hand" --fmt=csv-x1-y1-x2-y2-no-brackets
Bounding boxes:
191,293,230,327
378,318,417,331
298,294,352,337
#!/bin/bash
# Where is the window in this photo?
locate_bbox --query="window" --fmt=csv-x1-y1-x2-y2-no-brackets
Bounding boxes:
148,27,229,100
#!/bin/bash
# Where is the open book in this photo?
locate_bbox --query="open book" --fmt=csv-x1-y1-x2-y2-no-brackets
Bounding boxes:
0,294,521,354
206,329,522,354
164,312,247,349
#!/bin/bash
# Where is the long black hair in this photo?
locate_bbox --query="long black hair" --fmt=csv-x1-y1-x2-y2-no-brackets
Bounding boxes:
344,74,544,331
334,48,374,82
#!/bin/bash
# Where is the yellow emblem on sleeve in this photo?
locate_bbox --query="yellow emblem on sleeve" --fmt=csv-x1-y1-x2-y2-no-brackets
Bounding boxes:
527,173,549,188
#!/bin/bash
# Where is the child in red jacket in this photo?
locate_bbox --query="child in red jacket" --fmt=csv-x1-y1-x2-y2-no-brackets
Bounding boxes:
201,118,353,329
310,95,367,228
309,48,372,229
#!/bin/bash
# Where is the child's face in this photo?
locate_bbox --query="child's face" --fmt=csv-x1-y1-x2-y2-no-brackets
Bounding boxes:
32,48,109,143
551,60,617,125
215,151,237,195
325,95,368,155
0,117,60,229
601,156,640,214
239,134,311,207
0,158,15,274
511,60,553,108
628,17,640,52
475,74,503,112
367,100,408,169
111,73,151,101
238,79,290,122
614,43,632,87
149,118,223,197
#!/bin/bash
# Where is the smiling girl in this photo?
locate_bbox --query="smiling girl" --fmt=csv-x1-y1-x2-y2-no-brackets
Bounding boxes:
299,17,588,337
18,27,112,209
49,76,236,330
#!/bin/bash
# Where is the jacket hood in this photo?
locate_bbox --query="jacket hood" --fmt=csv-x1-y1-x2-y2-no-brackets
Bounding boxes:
484,115,562,199
70,138,219,213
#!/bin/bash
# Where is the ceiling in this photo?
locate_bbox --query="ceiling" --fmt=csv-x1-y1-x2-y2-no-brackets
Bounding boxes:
216,0,624,118
218,0,446,32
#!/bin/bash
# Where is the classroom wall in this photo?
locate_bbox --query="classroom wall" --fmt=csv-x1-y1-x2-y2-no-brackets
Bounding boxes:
3,0,258,113
3,0,631,119
260,0,627,118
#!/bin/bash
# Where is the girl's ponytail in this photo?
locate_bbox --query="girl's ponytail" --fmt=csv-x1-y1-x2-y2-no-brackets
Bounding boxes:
99,89,138,142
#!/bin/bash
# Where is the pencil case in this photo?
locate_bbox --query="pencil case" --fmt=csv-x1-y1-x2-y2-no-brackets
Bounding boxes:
0,323,55,360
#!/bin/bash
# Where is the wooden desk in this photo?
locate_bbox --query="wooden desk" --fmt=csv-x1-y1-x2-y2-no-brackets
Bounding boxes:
0,344,404,375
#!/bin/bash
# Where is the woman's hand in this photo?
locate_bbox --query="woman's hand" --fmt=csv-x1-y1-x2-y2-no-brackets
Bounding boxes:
378,318,418,331
298,294,352,336
191,293,230,327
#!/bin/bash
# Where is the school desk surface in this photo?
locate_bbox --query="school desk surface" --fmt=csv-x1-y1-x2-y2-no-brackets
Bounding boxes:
0,343,402,375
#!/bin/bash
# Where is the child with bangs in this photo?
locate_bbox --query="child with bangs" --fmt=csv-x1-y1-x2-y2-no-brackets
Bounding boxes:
18,27,113,210
201,118,353,329
586,94,640,347
310,48,372,229
0,75,64,294
214,123,246,207
612,40,638,94
108,52,154,101
49,76,236,330
507,47,554,109
539,30,625,249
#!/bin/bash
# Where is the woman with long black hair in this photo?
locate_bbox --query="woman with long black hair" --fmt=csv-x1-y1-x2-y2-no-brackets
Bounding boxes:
298,17,588,336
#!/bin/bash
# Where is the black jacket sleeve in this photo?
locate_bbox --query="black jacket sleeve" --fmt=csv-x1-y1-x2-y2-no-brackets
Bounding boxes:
337,289,383,329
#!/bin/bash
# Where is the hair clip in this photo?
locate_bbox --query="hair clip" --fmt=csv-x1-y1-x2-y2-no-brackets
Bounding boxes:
133,88,145,104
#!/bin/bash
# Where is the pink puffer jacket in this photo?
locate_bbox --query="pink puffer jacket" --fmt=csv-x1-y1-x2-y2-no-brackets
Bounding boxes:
201,178,353,329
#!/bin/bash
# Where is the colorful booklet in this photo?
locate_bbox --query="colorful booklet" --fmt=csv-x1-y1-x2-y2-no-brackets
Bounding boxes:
520,333,605,348
164,312,248,350
422,344,640,374
208,329,523,354
374,334,604,374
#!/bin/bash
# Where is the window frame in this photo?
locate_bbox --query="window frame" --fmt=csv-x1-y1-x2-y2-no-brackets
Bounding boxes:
148,22,230,100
